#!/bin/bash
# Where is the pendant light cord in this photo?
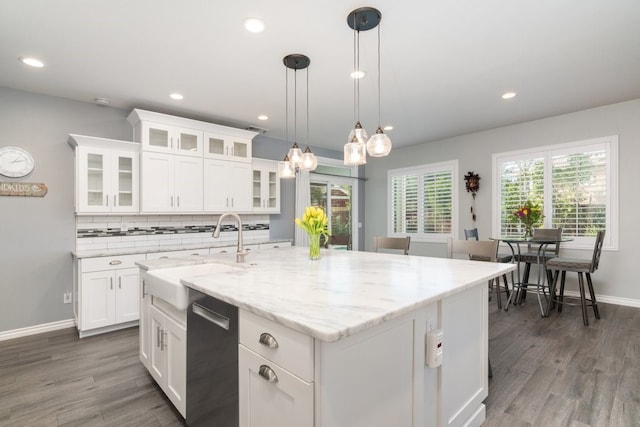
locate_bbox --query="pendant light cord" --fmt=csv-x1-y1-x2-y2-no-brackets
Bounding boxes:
285,65,289,144
294,68,297,143
306,65,310,146
377,24,381,127
352,17,358,124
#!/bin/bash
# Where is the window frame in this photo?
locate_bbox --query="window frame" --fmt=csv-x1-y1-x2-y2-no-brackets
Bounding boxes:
387,160,458,243
492,135,618,250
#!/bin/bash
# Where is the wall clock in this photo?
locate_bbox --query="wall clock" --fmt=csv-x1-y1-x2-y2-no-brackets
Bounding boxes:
0,146,35,178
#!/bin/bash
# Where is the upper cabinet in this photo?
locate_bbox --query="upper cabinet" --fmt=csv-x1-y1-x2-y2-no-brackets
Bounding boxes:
204,132,252,163
252,159,280,213
68,134,140,214
141,122,203,157
127,109,258,214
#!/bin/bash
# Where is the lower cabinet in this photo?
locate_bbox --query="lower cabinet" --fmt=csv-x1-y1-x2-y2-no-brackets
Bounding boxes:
148,300,187,417
75,254,145,337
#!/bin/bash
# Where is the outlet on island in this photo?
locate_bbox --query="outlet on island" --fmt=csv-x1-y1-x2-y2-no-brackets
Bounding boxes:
63,292,72,304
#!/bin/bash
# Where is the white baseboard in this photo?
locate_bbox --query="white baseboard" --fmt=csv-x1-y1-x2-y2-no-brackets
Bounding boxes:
560,290,640,308
0,318,76,342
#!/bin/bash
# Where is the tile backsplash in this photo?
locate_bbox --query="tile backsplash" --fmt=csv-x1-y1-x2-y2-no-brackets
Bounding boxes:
76,214,270,252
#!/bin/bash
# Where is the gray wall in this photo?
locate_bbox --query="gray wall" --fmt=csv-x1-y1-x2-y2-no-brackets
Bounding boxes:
0,88,343,333
0,87,131,332
364,98,640,303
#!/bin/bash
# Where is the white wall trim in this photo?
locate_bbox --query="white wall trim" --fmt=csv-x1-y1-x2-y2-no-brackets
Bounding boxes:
0,319,76,342
561,290,640,308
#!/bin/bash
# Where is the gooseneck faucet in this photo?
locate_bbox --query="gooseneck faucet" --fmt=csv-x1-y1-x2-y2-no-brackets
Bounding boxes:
212,212,247,263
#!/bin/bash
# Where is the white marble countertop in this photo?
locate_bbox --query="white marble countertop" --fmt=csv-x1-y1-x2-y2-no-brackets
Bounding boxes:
140,246,515,343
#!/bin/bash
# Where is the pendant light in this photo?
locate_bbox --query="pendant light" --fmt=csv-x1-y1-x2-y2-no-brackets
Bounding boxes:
344,7,391,165
366,15,392,157
279,54,317,179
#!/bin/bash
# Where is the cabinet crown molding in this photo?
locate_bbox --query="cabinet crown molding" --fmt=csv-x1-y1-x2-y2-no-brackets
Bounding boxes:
127,109,259,140
68,134,140,151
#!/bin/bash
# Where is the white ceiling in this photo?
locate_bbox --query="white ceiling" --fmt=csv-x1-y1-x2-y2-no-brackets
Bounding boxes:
2,1,640,152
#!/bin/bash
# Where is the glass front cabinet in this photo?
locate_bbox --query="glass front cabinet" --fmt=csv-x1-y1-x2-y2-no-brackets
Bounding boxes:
69,134,140,214
252,159,280,213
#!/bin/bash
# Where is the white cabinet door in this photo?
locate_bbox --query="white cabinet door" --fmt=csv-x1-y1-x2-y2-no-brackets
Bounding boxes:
149,304,166,385
164,314,187,416
204,159,251,212
80,271,116,330
139,276,151,369
174,155,203,211
110,150,139,213
115,267,140,323
251,160,280,213
239,345,313,427
141,151,174,212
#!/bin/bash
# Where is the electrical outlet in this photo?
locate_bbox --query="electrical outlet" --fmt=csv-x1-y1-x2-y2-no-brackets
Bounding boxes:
63,292,72,304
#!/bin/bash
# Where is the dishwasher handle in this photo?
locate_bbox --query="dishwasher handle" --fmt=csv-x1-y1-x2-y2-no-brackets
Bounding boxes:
192,302,230,331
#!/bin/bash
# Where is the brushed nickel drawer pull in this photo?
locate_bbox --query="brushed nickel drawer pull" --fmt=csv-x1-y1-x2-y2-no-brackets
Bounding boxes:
109,260,122,266
258,365,278,383
259,332,278,348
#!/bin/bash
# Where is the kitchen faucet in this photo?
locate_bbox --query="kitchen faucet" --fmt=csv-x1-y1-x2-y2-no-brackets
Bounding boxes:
212,212,247,263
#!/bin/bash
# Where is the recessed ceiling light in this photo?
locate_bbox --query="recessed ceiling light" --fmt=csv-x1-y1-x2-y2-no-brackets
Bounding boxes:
257,114,269,121
244,17,265,33
350,70,365,79
19,57,44,68
501,92,517,100
170,93,184,100
383,125,393,131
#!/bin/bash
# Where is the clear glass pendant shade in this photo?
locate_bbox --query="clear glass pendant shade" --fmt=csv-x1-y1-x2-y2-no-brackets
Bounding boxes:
366,127,392,157
299,147,318,171
278,155,296,179
343,136,367,166
347,121,368,144
288,142,303,167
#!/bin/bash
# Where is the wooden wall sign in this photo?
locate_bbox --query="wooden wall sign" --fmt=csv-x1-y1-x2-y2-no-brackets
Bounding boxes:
0,182,48,197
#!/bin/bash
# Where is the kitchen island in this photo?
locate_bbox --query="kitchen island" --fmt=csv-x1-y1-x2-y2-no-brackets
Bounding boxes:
138,246,515,427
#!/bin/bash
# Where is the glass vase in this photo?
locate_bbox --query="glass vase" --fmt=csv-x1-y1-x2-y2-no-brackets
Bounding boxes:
308,233,321,260
523,224,533,239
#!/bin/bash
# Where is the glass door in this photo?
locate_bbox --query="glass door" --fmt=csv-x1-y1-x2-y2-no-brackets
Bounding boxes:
310,179,354,250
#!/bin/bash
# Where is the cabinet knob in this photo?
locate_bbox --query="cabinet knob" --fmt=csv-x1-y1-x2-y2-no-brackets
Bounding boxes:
259,332,278,348
258,365,278,383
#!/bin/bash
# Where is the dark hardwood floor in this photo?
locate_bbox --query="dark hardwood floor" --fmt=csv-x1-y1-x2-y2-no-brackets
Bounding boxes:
1,299,639,426
0,327,185,427
486,298,640,426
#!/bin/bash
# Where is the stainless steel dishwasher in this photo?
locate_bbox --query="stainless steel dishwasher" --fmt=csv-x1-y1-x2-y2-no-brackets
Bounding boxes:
186,288,238,426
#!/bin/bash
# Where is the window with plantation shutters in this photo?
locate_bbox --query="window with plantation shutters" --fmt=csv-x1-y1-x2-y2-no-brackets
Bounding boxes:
493,136,618,250
388,160,457,242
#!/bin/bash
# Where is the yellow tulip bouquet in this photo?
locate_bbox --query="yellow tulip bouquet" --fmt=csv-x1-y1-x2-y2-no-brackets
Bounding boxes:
295,206,330,260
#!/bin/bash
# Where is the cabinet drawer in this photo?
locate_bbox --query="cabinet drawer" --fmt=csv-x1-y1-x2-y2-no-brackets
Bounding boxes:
147,249,208,260
239,310,314,382
81,253,146,273
239,345,313,427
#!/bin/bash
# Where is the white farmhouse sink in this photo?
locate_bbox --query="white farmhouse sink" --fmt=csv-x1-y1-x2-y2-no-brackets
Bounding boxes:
145,263,243,310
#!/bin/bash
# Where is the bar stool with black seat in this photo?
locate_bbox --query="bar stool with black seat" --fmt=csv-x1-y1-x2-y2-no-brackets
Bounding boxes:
373,236,411,255
516,227,563,301
545,230,606,326
464,228,512,309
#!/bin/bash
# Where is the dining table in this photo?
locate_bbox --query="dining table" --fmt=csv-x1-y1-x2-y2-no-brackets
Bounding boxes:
491,236,573,317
